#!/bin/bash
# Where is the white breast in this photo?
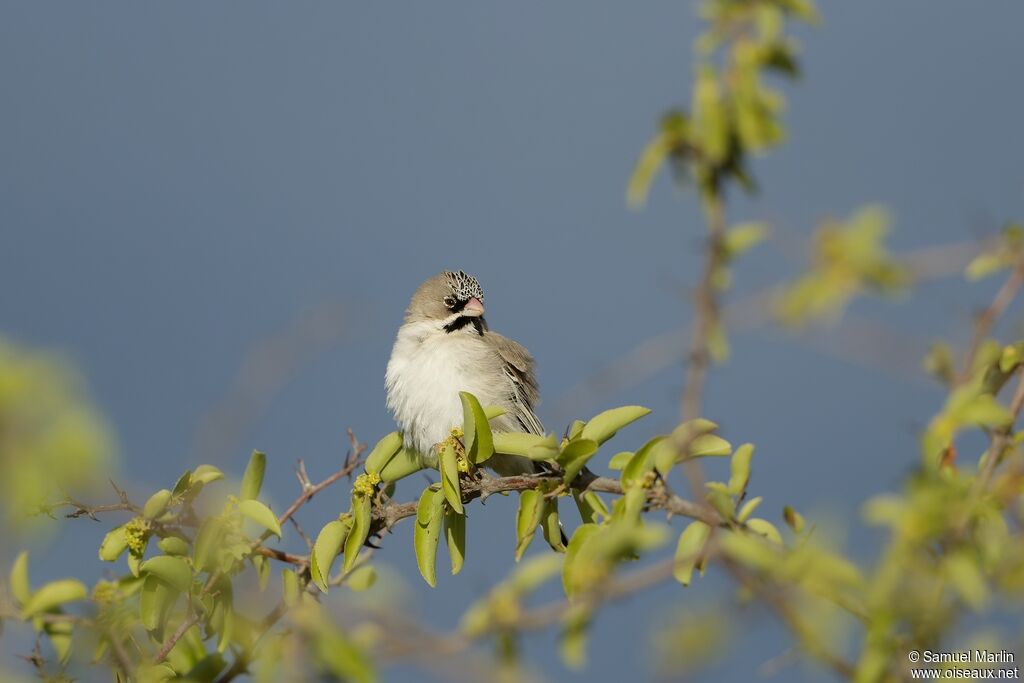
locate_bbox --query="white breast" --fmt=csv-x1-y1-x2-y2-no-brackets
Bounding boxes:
385,321,506,456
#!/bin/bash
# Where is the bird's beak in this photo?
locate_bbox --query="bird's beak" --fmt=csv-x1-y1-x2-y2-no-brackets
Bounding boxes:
462,297,485,317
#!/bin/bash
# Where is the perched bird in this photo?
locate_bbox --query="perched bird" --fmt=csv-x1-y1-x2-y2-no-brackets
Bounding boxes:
385,270,544,476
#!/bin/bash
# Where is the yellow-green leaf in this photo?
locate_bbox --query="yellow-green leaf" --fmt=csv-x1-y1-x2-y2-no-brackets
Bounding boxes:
139,574,174,632
560,438,599,484
140,556,192,593
347,565,377,592
240,450,266,501
192,464,224,485
143,489,173,520
282,569,300,607
541,499,566,553
515,489,545,561
746,518,783,545
445,505,466,575
493,432,559,461
460,391,494,464
673,521,711,586
99,526,129,562
607,451,632,471
10,551,30,606
439,440,463,515
580,406,651,446
343,494,371,573
727,443,755,495
562,524,601,598
21,579,87,618
238,499,282,538
414,487,445,587
627,133,671,209
737,496,763,523
572,490,608,525
378,447,425,483
312,519,352,593
363,432,404,476
157,536,190,556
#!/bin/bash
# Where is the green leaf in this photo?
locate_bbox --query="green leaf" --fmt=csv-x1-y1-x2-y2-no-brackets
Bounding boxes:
238,499,282,538
240,451,266,501
652,419,722,475
439,440,463,515
783,505,805,533
445,505,466,575
690,433,732,458
21,579,87,618
673,521,711,586
559,438,599,484
627,133,672,209
965,252,1008,281
943,552,989,610
343,494,371,573
193,517,224,572
515,489,544,561
607,451,632,470
705,486,735,520
541,499,566,552
157,536,190,556
724,222,769,257
140,556,193,593
311,519,352,593
45,620,73,665
746,518,783,545
363,432,404,476
460,391,494,464
572,490,608,525
718,530,779,571
378,447,426,483
560,604,591,669
622,436,665,488
414,486,445,587
562,524,601,598
143,489,173,520
252,555,270,592
137,664,177,683
282,569,301,607
616,485,647,525
727,443,755,495
347,565,377,592
9,551,30,606
493,432,559,461
580,406,651,446
99,526,129,562
960,394,1012,428
192,464,225,485
171,471,193,498
139,574,175,634
737,496,763,523
510,554,564,592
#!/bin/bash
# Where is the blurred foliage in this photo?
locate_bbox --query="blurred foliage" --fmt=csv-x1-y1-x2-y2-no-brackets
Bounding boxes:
4,0,1024,682
775,205,910,326
0,336,115,533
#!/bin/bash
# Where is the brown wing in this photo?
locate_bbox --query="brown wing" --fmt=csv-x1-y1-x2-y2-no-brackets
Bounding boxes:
486,332,545,435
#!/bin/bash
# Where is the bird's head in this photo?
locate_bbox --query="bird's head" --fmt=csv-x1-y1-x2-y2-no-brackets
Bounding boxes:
406,270,487,334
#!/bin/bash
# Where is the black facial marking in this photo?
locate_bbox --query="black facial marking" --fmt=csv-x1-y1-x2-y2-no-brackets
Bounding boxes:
444,316,487,335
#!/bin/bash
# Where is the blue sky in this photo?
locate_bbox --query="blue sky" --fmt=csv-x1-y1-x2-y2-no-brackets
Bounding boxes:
2,1,1023,680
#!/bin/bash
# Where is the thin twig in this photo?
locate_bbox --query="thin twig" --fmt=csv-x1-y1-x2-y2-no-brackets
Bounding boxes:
153,612,202,664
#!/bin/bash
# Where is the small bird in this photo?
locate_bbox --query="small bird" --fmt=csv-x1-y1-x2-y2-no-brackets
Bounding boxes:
385,270,544,476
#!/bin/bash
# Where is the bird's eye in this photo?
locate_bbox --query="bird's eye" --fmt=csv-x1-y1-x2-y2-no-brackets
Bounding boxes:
443,296,456,309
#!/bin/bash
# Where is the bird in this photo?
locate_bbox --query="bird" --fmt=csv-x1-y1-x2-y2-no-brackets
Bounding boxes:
385,270,544,476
